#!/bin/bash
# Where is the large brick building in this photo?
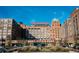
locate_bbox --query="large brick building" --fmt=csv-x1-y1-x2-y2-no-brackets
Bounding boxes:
25,22,52,46
70,8,79,46
60,8,79,47
27,22,51,40
0,18,22,47
59,23,66,45
51,18,61,45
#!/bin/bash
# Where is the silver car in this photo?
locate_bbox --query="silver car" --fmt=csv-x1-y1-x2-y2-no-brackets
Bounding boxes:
0,46,8,53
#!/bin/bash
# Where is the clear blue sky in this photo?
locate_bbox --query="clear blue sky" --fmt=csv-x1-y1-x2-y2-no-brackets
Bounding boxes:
0,6,79,26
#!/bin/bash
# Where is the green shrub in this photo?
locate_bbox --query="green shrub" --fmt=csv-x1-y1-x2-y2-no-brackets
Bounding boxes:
18,46,72,52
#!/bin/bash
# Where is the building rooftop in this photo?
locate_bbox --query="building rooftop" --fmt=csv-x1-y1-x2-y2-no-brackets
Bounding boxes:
32,22,49,25
76,8,79,10
31,22,50,27
52,18,59,22
71,8,79,17
0,18,13,20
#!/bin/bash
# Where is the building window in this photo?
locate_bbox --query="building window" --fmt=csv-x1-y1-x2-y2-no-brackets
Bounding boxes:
8,20,12,24
3,33,7,35
0,26,3,29
8,25,12,27
3,30,7,32
8,33,11,35
4,24,7,26
3,27,7,30
8,30,11,32
3,36,7,39
0,30,2,32
4,21,7,24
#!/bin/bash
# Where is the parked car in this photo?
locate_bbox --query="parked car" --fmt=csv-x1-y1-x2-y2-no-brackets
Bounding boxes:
73,44,79,49
62,44,69,48
0,46,8,53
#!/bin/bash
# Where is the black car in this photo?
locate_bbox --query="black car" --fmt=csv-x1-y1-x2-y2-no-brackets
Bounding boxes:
73,44,79,49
